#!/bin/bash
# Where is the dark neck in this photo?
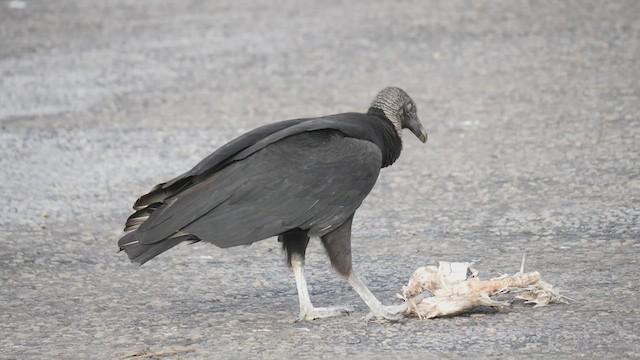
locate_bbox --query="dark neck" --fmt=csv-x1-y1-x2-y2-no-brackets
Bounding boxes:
367,108,403,167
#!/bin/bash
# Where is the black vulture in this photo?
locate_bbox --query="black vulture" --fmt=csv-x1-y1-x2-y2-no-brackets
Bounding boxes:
118,87,428,320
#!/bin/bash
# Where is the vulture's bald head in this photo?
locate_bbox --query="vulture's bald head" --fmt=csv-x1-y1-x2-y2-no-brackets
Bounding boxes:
369,87,428,143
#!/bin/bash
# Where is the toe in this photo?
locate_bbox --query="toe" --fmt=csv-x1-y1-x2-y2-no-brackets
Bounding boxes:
298,305,354,321
365,304,407,321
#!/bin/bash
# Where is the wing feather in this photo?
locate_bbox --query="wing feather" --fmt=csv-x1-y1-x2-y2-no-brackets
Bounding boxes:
132,130,382,248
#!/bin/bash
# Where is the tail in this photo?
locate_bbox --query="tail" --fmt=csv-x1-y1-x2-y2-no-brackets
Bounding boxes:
119,181,200,265
118,231,197,265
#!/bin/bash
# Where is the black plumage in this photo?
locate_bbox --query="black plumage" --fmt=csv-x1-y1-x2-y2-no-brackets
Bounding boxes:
118,87,427,320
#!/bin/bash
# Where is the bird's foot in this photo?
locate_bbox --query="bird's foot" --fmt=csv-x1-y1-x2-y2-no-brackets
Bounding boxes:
364,303,407,322
297,305,354,321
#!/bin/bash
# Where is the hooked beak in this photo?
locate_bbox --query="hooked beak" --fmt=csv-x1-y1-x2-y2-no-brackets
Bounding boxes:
408,116,428,143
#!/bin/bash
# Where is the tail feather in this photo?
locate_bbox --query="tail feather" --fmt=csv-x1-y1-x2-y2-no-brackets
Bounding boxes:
133,183,166,210
118,232,196,265
124,203,161,231
133,180,192,211
121,178,201,264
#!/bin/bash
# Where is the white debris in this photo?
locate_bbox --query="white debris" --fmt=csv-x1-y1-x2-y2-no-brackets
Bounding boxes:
398,257,568,319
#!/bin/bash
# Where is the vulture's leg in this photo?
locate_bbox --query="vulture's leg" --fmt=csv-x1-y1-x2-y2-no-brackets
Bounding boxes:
321,216,404,321
280,231,352,321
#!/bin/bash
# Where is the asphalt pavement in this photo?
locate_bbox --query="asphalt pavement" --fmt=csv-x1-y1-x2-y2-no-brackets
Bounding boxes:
1,0,638,358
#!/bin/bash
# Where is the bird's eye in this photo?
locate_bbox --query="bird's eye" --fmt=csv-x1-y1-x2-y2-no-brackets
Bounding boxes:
406,103,413,111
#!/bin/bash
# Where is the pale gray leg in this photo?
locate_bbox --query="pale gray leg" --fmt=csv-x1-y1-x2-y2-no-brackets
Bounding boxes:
291,253,352,321
320,216,406,321
347,271,406,321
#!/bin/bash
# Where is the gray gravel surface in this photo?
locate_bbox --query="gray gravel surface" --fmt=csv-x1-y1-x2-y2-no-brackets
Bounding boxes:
1,0,639,359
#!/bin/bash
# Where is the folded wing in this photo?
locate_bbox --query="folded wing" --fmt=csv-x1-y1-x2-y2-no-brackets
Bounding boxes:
119,129,382,263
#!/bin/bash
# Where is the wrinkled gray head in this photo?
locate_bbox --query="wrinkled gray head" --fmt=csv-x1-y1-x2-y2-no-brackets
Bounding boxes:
369,87,428,143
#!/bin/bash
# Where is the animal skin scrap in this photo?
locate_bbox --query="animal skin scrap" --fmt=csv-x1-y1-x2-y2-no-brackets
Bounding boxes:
398,260,568,319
